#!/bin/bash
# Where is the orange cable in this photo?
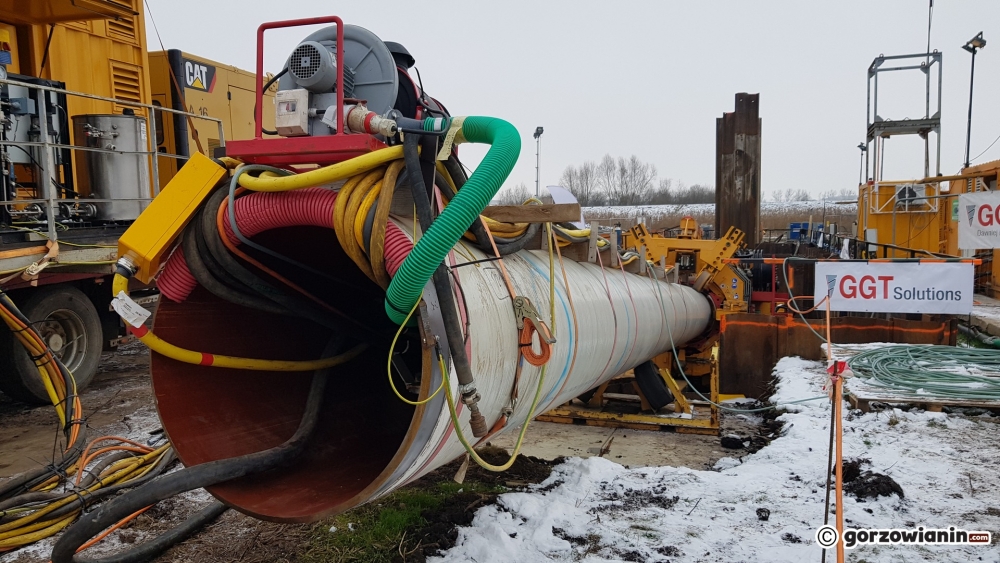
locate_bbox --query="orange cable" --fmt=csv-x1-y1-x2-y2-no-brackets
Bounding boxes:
75,446,153,486
76,437,153,486
481,222,517,298
47,505,153,562
787,295,828,315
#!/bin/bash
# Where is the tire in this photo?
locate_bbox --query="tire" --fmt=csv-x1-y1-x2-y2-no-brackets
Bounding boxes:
634,360,673,411
0,286,103,404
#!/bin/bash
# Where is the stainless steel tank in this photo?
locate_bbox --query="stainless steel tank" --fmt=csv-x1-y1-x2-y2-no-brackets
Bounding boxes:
72,114,150,221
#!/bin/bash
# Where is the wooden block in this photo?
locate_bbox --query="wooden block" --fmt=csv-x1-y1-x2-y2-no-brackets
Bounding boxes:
481,203,582,224
588,221,599,263
560,241,590,262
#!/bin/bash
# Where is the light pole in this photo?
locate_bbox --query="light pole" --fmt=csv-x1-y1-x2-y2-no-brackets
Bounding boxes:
857,143,867,185
963,32,986,169
533,126,544,197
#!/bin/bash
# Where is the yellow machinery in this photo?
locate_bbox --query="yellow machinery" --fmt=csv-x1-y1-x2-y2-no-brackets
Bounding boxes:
538,224,749,435
148,50,277,186
855,160,1000,295
0,1,279,404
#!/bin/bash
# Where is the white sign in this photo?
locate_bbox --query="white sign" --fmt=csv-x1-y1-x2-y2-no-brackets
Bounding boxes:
813,262,973,314
958,192,1000,249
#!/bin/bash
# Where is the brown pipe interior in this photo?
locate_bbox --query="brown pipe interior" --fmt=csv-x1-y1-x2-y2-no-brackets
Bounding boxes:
151,227,421,522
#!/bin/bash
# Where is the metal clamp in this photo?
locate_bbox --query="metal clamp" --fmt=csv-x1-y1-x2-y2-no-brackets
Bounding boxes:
512,295,555,344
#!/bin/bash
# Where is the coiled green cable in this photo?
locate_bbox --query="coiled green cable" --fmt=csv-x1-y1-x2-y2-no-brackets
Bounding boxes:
848,345,1000,399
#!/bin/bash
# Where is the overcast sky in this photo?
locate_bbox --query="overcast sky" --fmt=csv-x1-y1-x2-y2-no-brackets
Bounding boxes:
145,0,1000,200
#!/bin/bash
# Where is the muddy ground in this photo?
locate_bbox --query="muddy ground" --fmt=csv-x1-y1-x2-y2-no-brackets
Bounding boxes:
1,346,770,563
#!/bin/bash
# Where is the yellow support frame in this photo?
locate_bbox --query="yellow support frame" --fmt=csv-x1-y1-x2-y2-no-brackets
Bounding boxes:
536,344,721,435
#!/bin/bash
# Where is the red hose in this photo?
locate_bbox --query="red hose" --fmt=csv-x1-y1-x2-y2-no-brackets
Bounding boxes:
157,246,198,302
158,188,413,302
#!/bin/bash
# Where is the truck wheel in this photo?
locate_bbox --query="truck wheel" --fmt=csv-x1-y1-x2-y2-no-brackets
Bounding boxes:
634,360,673,411
0,286,103,404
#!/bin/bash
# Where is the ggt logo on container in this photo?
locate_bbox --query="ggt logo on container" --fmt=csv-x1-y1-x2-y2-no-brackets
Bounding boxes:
958,192,1000,250
813,261,973,315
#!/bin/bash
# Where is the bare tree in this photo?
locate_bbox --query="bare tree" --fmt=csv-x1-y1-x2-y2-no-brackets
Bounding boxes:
817,188,856,201
772,188,812,202
494,182,532,205
560,161,602,206
596,154,619,203
650,177,674,204
788,189,813,201
621,155,657,206
598,154,657,205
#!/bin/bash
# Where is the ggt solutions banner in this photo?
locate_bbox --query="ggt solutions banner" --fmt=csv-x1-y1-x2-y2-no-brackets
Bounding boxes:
813,262,973,314
958,192,1000,249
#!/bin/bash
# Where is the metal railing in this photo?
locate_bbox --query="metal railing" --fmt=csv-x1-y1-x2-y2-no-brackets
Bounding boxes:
0,77,226,240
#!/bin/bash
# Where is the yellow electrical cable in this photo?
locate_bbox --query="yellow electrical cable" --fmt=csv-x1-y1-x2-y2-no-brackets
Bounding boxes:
369,160,406,288
0,514,78,548
4,226,118,248
0,445,168,538
0,306,68,424
386,294,444,406
238,145,405,191
353,181,383,248
333,168,384,281
438,223,556,472
111,274,367,371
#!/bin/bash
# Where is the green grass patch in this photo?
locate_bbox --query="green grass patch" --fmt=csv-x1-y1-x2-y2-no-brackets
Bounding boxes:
301,481,504,563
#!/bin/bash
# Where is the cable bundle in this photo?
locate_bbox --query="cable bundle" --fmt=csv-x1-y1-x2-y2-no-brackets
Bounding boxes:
0,291,180,555
848,344,1000,399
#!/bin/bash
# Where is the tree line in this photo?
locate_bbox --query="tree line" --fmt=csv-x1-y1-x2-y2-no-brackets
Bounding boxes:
771,188,856,202
559,155,713,206
492,154,857,206
494,154,713,207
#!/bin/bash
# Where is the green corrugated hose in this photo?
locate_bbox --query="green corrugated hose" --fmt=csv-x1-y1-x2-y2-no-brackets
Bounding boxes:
384,117,521,324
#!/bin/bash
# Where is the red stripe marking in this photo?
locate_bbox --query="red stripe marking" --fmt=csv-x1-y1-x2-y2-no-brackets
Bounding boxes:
199,353,214,366
363,112,375,133
130,325,149,337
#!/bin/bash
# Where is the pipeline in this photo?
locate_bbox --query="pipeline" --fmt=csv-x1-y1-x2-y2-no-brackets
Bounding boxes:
80,121,715,531
143,211,711,521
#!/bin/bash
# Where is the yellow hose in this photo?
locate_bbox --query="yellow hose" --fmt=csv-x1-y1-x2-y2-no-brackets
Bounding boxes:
112,274,367,371
0,514,78,548
238,146,404,191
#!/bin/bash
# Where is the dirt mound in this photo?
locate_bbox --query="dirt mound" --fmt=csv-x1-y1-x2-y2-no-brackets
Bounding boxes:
396,446,560,562
470,445,562,484
841,458,904,501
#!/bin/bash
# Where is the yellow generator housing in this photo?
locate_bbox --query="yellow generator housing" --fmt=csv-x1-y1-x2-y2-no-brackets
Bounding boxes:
148,50,276,186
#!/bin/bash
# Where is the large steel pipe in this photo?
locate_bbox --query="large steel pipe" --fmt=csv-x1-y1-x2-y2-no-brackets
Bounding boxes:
151,221,712,522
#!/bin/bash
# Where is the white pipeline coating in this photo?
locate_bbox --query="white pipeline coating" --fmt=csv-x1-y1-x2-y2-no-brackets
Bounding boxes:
368,220,712,498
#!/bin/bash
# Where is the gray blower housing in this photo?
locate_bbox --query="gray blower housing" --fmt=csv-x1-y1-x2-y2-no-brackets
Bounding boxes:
276,24,398,136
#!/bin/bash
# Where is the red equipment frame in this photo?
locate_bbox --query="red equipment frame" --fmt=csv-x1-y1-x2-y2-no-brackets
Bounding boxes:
225,16,388,166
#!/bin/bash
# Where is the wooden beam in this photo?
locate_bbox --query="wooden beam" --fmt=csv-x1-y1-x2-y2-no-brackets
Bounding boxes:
481,203,581,224
0,246,47,261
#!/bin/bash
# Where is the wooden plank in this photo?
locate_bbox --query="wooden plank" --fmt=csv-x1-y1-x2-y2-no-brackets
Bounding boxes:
847,391,1000,412
481,203,581,224
537,402,718,435
0,245,47,261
